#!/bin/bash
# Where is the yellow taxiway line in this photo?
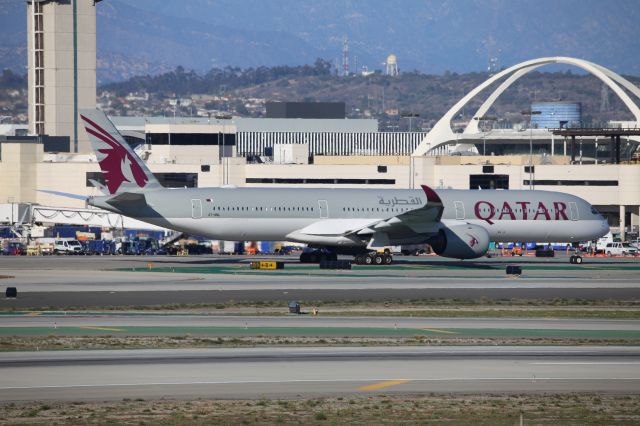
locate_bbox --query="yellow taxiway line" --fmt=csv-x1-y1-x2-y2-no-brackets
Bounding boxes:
79,326,125,332
421,328,458,334
358,379,411,391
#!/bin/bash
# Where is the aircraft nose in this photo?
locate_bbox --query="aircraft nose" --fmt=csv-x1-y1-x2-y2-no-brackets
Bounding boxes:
601,219,610,234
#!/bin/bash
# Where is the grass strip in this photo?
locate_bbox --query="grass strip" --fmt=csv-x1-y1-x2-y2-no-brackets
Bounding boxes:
1,393,640,424
2,335,640,352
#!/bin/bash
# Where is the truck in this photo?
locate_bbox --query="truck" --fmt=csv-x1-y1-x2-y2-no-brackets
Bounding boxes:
604,242,638,256
596,232,614,252
1,240,26,256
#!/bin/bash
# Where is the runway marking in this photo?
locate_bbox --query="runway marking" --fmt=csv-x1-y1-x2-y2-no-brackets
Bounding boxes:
420,328,458,334
531,362,640,365
78,326,125,332
358,379,411,391
1,377,640,392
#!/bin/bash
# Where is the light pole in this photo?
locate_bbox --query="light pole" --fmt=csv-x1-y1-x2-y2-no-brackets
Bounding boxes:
215,114,232,185
473,116,496,156
400,112,420,132
521,110,541,189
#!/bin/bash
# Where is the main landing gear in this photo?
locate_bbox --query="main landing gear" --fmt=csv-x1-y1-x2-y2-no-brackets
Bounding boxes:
353,251,393,266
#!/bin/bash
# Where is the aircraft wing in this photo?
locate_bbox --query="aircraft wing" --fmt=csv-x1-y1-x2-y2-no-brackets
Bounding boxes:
286,185,444,247
346,186,444,246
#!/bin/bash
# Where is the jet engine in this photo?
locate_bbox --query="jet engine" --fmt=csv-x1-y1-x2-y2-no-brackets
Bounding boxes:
428,224,490,259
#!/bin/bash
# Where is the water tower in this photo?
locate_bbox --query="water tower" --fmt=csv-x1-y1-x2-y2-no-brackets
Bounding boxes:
385,54,399,76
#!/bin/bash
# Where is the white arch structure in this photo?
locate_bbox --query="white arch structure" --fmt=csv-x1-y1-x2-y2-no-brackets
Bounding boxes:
413,56,640,156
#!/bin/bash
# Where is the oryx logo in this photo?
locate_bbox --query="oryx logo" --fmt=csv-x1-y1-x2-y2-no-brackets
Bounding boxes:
81,114,149,194
466,234,479,248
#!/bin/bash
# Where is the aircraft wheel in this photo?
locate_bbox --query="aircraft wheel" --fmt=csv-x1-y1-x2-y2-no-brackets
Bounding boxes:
364,255,373,265
354,254,364,265
574,255,583,264
383,254,393,265
569,255,575,264
373,254,384,265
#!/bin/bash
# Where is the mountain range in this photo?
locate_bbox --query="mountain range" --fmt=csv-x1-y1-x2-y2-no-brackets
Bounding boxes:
0,0,639,83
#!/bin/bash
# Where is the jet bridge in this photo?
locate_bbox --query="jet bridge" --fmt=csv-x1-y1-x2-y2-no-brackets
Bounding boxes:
0,203,169,240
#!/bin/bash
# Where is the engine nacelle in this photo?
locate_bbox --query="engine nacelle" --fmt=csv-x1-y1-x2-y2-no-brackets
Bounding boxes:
429,224,490,259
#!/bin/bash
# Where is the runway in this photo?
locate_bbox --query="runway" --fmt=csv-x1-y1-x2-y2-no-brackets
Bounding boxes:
1,346,638,401
1,255,639,308
3,314,639,341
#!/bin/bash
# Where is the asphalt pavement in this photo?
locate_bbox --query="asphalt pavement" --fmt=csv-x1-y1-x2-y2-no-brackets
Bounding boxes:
1,346,638,401
1,254,639,308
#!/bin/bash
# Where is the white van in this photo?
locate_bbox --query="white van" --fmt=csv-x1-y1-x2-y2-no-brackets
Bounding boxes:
604,242,638,256
54,239,84,255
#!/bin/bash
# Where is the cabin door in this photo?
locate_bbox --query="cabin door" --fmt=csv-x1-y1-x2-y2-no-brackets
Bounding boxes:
569,202,579,221
454,201,465,220
318,200,329,218
191,199,202,219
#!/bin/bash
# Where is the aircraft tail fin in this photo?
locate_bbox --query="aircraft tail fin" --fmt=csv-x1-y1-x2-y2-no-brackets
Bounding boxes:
79,109,162,195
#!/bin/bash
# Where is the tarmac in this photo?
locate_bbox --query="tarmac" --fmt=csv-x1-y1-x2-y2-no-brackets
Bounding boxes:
1,254,639,401
2,314,640,339
1,346,639,401
1,254,639,308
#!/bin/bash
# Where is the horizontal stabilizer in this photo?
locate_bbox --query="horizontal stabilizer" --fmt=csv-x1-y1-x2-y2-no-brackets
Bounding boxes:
105,191,147,208
37,189,87,201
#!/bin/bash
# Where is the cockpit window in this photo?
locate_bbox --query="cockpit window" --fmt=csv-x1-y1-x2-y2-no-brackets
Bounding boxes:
591,207,600,216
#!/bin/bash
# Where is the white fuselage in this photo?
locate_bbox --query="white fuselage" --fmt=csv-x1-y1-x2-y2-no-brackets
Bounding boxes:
92,187,610,247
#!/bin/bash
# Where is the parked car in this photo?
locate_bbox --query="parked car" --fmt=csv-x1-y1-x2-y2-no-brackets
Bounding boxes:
604,242,638,256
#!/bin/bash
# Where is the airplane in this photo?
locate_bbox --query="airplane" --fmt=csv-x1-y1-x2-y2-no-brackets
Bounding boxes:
73,109,609,265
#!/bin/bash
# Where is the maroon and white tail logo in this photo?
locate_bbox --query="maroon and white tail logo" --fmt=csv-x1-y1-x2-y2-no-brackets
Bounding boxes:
81,114,149,194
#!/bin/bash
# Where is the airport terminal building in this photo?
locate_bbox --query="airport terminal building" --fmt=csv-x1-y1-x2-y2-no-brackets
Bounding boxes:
1,120,639,239
2,1,639,241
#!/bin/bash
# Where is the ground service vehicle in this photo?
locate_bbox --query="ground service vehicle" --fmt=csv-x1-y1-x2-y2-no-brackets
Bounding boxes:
54,239,83,254
605,242,638,256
